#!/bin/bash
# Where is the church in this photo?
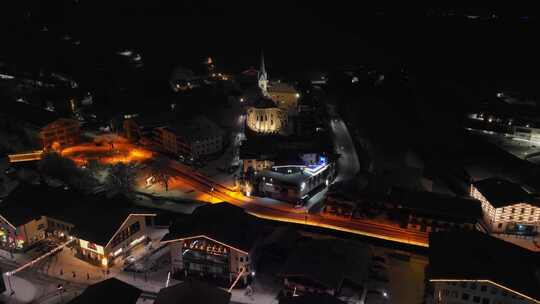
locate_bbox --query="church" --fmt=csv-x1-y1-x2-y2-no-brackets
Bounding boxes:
245,53,299,135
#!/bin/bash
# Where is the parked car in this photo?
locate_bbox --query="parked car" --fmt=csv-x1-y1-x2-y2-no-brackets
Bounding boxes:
4,167,17,175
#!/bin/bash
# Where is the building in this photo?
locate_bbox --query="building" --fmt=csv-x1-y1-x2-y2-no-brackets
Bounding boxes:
0,101,59,149
258,52,269,96
429,231,540,304
246,98,286,134
240,135,335,203
123,111,175,144
388,188,483,232
470,178,540,236
268,82,300,114
257,154,335,203
0,183,156,267
256,52,299,113
40,118,80,150
155,279,231,304
161,203,263,286
69,197,156,268
154,116,224,159
0,183,75,252
279,239,371,302
68,278,142,304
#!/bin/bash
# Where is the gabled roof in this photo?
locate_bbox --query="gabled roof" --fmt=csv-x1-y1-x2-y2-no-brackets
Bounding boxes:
0,183,78,227
161,203,262,253
0,183,154,246
68,278,142,304
429,231,540,302
68,195,147,246
268,82,298,94
473,178,533,208
390,188,482,222
279,239,370,291
155,279,231,304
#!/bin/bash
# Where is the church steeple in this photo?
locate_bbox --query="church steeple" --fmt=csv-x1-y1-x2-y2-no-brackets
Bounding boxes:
260,51,267,76
258,51,269,96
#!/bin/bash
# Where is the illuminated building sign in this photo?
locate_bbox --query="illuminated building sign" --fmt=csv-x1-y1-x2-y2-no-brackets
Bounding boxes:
183,238,229,256
80,239,105,255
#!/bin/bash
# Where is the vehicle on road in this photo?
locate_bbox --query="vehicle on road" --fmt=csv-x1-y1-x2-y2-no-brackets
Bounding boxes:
4,167,16,175
126,256,136,263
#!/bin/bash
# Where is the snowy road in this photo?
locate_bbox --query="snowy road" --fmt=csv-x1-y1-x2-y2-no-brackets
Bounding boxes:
328,105,360,182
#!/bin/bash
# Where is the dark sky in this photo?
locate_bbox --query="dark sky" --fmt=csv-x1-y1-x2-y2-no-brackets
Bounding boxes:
2,2,540,95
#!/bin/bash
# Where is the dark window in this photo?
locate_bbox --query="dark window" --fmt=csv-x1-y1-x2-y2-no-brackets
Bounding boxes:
239,257,243,262
480,285,487,292
130,221,141,234
462,293,470,300
511,208,515,213
482,298,490,304
470,283,477,290
498,223,503,228
521,208,525,214
473,296,480,303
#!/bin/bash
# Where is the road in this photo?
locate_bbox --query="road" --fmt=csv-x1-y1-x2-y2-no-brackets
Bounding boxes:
165,159,428,247
328,104,361,182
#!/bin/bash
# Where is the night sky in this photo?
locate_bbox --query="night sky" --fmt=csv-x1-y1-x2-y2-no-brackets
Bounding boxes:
2,3,540,98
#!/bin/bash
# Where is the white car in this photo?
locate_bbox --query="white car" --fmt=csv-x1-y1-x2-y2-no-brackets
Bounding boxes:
126,256,136,263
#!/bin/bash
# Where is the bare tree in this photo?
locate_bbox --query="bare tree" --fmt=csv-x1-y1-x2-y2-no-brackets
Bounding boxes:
38,152,97,191
146,156,173,192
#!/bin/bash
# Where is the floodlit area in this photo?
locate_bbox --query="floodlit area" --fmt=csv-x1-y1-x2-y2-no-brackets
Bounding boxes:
60,138,153,166
466,128,540,164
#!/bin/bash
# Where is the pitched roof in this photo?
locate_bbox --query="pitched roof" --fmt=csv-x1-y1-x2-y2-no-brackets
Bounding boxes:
473,178,533,207
68,195,144,246
68,278,142,304
390,188,483,222
154,279,231,304
429,231,540,302
279,239,370,291
0,183,78,227
268,82,298,94
166,116,223,142
0,183,152,246
250,97,277,109
161,203,262,252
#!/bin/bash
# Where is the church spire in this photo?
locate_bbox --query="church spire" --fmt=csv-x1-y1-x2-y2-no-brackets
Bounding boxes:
260,51,266,76
258,51,269,96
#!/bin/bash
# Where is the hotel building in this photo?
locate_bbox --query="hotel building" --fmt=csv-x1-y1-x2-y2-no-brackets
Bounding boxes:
429,231,540,304
162,203,262,286
279,239,372,302
0,183,156,267
469,178,540,236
